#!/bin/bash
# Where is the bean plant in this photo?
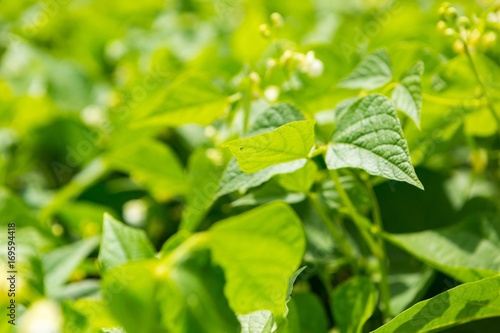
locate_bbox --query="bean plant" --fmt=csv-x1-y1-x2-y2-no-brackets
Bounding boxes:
1,0,500,332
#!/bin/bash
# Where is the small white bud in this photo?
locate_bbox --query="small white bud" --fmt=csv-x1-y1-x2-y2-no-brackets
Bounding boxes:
308,58,324,77
82,105,106,126
249,72,261,85
264,86,280,102
270,12,284,27
266,58,277,69
123,200,148,227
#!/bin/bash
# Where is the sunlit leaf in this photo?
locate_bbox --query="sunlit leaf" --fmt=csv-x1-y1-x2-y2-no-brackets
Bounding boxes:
208,202,306,317
224,120,315,173
326,94,423,189
372,275,500,333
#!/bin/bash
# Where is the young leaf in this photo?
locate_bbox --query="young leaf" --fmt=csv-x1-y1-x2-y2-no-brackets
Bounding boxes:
98,214,155,273
338,49,392,90
325,94,423,189
42,236,99,296
392,61,424,127
134,74,229,127
371,275,500,333
332,276,378,333
223,120,315,173
207,202,306,317
384,216,500,283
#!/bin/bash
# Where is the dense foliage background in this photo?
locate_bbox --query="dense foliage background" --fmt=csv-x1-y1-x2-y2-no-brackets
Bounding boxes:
1,0,500,332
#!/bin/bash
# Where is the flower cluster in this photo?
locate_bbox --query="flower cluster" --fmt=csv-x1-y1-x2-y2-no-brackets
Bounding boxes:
246,13,325,102
436,2,498,53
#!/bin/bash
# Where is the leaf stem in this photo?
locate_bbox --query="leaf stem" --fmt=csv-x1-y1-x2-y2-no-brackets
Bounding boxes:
310,194,359,274
363,178,392,320
328,168,391,320
462,40,500,133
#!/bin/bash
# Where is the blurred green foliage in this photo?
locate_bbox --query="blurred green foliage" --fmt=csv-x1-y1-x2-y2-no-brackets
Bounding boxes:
1,0,500,332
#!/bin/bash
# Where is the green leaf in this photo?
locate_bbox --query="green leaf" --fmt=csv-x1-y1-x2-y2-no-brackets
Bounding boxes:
392,61,424,127
332,276,378,333
223,120,315,173
286,266,307,302
238,310,275,333
98,214,155,273
101,260,169,333
371,275,500,333
278,160,317,193
216,159,307,199
160,249,241,333
180,149,225,232
42,236,99,296
103,250,240,333
215,103,308,198
338,49,392,90
207,202,306,317
134,74,229,127
230,180,306,208
326,94,423,189
106,138,186,201
384,216,500,283
292,293,329,333
248,104,306,136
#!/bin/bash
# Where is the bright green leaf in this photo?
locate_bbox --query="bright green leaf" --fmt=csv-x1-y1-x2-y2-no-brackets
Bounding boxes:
392,61,424,127
338,49,392,90
97,214,155,273
332,276,378,333
372,275,500,333
326,94,423,189
207,202,306,317
134,74,229,127
224,120,315,173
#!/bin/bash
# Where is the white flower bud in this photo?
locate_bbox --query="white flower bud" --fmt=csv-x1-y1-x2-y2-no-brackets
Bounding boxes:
308,58,324,77
270,12,284,27
264,86,280,102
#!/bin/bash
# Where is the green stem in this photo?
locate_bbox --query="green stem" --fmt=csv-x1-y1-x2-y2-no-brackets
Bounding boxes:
462,40,500,132
328,168,391,320
40,157,109,221
381,81,397,96
243,87,252,133
364,178,392,320
310,194,359,274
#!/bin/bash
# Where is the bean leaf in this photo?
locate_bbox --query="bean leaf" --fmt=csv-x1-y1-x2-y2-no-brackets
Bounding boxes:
326,94,423,189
